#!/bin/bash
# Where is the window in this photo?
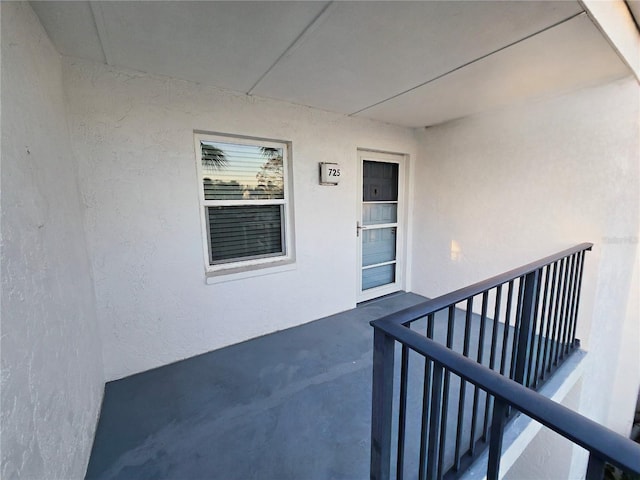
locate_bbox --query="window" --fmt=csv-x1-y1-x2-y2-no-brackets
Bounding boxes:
194,133,294,276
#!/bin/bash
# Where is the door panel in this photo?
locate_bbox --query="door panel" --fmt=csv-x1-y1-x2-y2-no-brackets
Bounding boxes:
362,203,397,225
362,228,396,266
358,152,405,301
363,161,398,201
362,264,396,291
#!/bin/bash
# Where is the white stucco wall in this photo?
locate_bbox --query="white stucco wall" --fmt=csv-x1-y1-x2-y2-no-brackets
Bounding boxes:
1,3,104,479
411,77,639,437
503,380,583,480
62,58,418,381
607,245,640,435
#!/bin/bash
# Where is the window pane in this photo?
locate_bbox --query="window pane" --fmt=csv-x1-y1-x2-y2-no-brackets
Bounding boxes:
208,205,283,264
363,160,398,202
362,228,396,266
363,203,397,225
362,264,396,290
201,141,284,200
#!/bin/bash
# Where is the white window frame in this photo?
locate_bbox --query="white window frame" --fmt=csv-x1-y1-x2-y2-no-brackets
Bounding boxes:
194,132,295,281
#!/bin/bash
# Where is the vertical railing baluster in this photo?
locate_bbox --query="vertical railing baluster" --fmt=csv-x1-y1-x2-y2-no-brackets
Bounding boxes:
437,306,456,480
561,254,578,357
499,281,514,376
483,286,502,440
556,254,573,364
397,344,409,480
585,453,606,480
509,278,525,381
470,292,488,455
552,258,568,366
533,265,551,388
487,398,508,480
549,258,566,370
462,298,473,360
515,270,540,386
525,269,543,387
542,261,559,377
418,315,435,480
418,358,433,480
454,297,474,470
568,250,586,347
489,286,502,374
565,253,577,349
371,328,395,480
426,313,435,339
426,364,445,480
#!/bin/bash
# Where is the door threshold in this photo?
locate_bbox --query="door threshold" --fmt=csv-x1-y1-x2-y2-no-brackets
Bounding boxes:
357,290,408,307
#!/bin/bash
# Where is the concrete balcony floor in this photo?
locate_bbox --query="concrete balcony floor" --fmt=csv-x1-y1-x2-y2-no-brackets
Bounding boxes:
87,290,551,480
86,292,430,479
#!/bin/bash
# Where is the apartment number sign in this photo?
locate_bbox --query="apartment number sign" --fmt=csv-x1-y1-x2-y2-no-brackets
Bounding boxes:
320,162,341,185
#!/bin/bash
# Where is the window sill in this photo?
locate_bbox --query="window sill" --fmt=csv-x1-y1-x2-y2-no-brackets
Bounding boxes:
205,259,296,285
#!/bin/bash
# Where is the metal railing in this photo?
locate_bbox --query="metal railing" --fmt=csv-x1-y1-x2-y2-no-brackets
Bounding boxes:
369,243,639,480
370,320,640,480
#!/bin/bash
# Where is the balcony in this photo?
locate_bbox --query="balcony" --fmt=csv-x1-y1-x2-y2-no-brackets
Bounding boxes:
370,244,640,480
85,244,639,480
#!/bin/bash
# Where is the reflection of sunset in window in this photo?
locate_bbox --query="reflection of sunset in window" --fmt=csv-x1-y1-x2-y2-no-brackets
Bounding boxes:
201,141,284,200
195,134,292,271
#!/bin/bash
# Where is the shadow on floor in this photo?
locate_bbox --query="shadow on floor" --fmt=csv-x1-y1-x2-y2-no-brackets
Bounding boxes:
86,292,429,480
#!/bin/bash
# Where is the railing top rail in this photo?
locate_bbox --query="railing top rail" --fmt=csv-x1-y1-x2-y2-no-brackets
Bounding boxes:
374,243,593,326
371,318,640,474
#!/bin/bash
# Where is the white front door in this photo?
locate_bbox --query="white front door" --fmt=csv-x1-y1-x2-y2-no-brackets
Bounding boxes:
357,151,405,302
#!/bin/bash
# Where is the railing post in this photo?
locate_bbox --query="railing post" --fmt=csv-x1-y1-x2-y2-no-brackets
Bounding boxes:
426,363,444,480
371,327,395,480
487,398,508,480
514,270,540,385
585,453,605,480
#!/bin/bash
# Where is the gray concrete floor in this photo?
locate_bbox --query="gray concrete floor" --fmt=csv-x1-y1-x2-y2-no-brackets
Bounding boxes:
86,291,537,480
86,292,434,480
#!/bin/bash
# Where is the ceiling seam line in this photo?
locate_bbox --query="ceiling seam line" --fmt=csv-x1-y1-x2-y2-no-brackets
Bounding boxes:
349,10,587,117
89,1,112,65
247,1,336,95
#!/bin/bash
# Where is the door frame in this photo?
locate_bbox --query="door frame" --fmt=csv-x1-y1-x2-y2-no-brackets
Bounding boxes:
356,149,408,302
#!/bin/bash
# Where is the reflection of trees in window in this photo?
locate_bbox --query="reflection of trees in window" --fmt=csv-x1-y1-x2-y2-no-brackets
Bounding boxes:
201,143,284,199
201,144,227,170
196,134,290,267
256,147,284,199
203,178,246,200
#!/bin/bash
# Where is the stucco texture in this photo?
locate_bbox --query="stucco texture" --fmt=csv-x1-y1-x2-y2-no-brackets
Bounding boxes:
411,77,640,437
1,3,104,479
62,57,418,381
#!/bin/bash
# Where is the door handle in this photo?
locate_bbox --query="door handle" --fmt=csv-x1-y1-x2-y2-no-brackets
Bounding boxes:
356,221,367,237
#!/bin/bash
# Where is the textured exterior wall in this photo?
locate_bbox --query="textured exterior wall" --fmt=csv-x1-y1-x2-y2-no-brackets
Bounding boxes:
503,380,583,480
412,77,639,437
1,3,104,478
62,58,418,381
607,250,640,435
